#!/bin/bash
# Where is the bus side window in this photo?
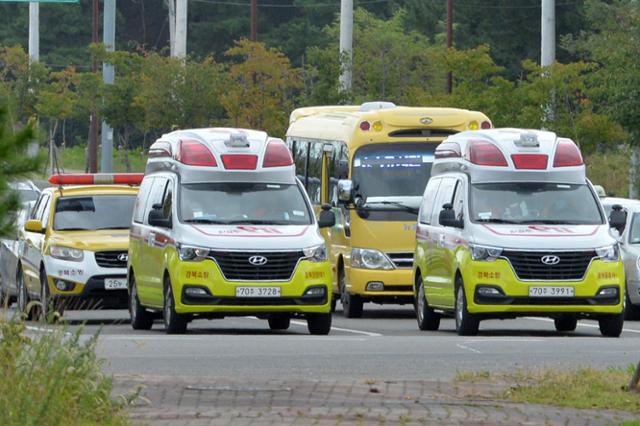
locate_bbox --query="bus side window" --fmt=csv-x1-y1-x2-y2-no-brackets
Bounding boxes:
289,138,308,186
307,142,324,204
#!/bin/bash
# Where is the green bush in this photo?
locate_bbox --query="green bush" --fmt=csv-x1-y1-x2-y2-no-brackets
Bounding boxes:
0,319,130,426
47,145,147,174
585,148,630,198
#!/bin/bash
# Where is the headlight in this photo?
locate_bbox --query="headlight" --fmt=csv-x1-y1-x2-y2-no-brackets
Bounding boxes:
49,246,84,262
636,256,640,271
177,244,210,262
469,244,503,261
351,248,394,270
596,244,619,262
303,244,327,262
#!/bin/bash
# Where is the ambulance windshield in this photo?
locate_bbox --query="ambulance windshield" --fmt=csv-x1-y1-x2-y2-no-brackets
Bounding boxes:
470,183,604,225
179,182,312,225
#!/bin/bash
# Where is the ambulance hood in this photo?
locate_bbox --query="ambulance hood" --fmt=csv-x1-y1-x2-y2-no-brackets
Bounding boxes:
471,223,616,250
178,224,325,251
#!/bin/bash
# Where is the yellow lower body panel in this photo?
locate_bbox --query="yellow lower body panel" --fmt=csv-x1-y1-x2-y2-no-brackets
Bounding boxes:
347,267,414,297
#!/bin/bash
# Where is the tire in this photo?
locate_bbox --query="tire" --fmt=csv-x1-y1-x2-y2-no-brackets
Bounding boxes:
307,313,332,335
599,313,624,338
624,286,640,320
268,314,291,331
163,277,187,334
455,277,479,336
40,269,64,324
330,296,337,313
415,275,440,331
554,315,577,332
16,266,34,321
129,274,153,330
339,268,362,318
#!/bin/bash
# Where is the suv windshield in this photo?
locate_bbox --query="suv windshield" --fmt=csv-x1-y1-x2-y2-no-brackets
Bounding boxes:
470,182,604,225
54,195,136,231
179,182,312,225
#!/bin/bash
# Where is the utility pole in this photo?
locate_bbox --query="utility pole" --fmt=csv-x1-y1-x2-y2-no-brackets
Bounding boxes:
28,3,39,63
89,0,99,173
174,0,187,58
339,0,353,94
250,0,257,41
446,0,453,94
101,0,115,173
541,0,555,67
165,0,176,56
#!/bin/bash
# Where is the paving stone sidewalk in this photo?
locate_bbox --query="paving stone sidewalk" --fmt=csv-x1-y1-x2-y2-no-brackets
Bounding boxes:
113,375,638,426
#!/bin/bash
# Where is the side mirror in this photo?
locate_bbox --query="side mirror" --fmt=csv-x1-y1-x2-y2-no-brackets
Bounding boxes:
608,204,626,235
148,209,172,229
24,219,44,233
337,179,353,203
439,203,464,229
318,204,336,228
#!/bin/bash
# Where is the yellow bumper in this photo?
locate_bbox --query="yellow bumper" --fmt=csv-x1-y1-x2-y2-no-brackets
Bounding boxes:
168,257,332,315
347,267,414,296
460,257,624,315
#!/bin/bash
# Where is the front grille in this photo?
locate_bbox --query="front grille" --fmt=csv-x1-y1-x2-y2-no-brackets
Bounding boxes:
501,250,596,281
95,251,128,268
386,252,414,268
209,250,305,281
388,129,458,138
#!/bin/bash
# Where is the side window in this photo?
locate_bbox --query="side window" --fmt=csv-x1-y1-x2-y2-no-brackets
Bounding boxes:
162,184,173,220
327,142,349,206
452,179,465,220
306,142,324,204
145,177,168,224
419,178,441,225
430,177,457,226
133,177,154,224
289,138,309,184
30,194,46,220
39,195,52,227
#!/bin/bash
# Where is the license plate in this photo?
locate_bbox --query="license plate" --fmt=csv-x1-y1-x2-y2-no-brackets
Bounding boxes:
104,278,127,290
528,286,574,297
235,287,281,298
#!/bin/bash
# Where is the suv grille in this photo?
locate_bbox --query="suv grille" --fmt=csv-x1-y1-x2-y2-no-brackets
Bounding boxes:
95,251,128,268
386,252,414,268
209,250,305,281
501,250,596,281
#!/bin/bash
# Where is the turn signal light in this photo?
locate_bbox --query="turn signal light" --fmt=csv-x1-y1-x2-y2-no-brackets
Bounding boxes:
466,140,508,167
263,139,294,168
176,139,218,167
553,139,583,167
48,173,144,185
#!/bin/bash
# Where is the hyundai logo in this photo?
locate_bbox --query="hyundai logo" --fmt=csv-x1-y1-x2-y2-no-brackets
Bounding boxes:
248,255,268,266
117,253,129,262
541,255,560,265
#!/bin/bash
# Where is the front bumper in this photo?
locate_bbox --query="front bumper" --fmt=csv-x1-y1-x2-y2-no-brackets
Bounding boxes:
345,267,414,303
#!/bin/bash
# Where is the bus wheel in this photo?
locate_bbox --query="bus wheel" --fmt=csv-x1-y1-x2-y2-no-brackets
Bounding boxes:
340,268,362,318
455,277,479,336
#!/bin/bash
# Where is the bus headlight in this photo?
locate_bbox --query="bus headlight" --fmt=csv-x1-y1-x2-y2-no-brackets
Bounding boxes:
469,244,503,261
596,245,619,262
304,244,327,262
177,244,210,262
351,248,394,270
49,246,84,262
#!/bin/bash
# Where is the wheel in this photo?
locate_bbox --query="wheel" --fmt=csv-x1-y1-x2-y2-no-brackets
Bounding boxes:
415,275,440,331
624,285,640,320
339,268,362,318
268,314,290,331
599,313,624,337
16,266,34,321
554,315,577,332
129,274,153,330
163,277,187,334
330,296,337,313
307,313,332,335
39,269,64,323
455,278,479,336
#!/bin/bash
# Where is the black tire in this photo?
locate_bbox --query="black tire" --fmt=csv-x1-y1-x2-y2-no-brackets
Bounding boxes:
16,266,34,321
307,313,332,335
624,286,640,320
455,278,479,336
268,314,291,331
163,277,187,334
339,268,363,318
415,275,440,331
129,274,153,330
599,313,624,337
40,269,64,323
330,296,337,313
554,315,577,332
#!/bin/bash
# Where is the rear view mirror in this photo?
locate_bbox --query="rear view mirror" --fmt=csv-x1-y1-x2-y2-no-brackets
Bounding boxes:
148,209,172,229
318,204,336,228
337,180,353,203
608,204,626,235
439,203,463,229
24,219,44,233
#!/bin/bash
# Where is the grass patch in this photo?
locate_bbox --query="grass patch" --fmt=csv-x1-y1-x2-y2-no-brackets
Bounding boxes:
44,145,147,173
456,366,640,414
0,318,131,426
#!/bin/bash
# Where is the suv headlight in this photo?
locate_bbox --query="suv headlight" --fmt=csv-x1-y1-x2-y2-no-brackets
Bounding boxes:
596,244,619,262
303,244,327,262
177,244,210,262
351,248,394,270
469,244,503,261
49,246,84,262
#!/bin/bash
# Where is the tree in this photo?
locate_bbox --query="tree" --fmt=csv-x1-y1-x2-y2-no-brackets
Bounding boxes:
0,46,47,126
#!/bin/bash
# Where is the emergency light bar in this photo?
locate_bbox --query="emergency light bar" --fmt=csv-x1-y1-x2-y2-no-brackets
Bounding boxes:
48,173,144,185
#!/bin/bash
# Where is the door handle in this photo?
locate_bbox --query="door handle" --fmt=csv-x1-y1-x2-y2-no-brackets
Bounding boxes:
438,234,445,248
147,232,156,246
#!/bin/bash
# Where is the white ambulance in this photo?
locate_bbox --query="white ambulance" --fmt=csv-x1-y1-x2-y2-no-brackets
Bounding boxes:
413,128,625,336
128,128,335,334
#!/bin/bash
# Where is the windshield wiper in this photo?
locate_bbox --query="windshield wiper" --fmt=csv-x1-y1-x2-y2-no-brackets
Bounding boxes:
217,219,292,225
515,220,590,225
363,201,419,214
183,218,229,224
475,218,521,224
55,227,91,231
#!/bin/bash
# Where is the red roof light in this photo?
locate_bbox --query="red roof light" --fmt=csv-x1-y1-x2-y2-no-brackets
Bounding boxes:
553,139,583,167
221,154,258,170
48,173,144,185
511,154,548,170
176,139,217,167
263,140,294,168
467,140,508,167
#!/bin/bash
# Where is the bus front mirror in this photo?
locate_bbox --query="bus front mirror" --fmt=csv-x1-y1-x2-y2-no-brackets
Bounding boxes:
337,180,353,203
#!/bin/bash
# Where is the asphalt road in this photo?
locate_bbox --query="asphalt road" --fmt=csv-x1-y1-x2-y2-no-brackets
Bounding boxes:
8,303,640,381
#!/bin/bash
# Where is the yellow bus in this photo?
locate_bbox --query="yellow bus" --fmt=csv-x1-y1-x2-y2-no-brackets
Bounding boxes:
285,102,491,317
